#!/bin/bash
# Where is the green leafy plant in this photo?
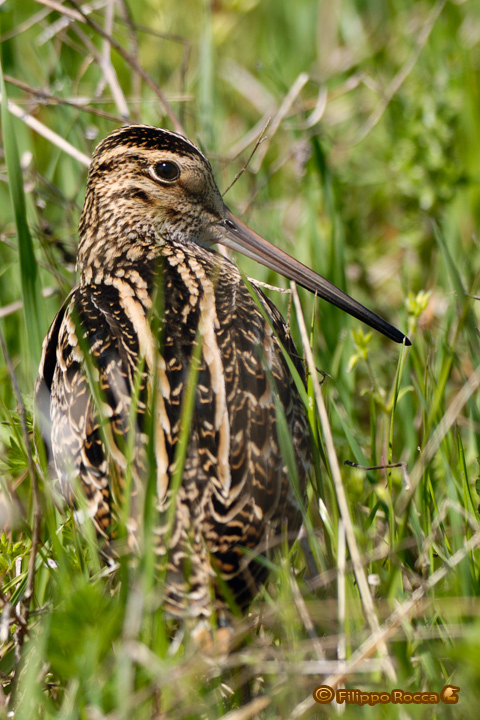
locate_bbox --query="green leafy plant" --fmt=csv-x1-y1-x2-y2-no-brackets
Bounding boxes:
1,1,480,718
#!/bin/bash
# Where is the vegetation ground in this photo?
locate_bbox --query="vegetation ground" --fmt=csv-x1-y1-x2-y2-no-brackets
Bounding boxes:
1,1,480,717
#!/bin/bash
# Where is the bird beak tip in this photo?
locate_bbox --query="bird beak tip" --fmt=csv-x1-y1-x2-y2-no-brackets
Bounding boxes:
219,209,412,348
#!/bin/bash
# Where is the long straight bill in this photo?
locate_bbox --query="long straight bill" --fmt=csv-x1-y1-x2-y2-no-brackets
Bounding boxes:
219,208,411,346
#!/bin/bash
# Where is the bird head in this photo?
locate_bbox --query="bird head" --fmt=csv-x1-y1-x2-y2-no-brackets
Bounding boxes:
77,125,410,345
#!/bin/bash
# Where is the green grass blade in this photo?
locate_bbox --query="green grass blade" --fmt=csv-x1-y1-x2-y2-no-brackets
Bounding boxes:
0,59,45,376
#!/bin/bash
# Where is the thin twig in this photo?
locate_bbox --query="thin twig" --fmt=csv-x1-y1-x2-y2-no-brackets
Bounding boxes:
221,118,271,197
116,0,141,122
35,0,107,44
65,0,185,134
4,74,126,122
246,278,291,293
32,0,96,23
251,73,309,172
242,140,303,214
33,0,183,129
344,460,406,471
227,113,273,160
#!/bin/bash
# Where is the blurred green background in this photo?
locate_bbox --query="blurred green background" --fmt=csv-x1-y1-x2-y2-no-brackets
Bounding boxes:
1,0,480,718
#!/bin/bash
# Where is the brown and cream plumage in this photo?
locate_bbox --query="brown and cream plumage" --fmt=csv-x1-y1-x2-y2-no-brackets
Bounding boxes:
36,125,409,621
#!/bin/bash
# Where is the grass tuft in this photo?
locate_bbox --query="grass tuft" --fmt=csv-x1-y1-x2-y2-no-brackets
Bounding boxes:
1,1,480,717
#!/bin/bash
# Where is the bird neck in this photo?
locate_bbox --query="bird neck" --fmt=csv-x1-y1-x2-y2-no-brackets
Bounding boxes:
77,187,162,277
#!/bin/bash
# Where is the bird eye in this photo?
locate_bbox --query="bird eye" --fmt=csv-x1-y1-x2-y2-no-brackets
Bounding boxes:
151,161,180,182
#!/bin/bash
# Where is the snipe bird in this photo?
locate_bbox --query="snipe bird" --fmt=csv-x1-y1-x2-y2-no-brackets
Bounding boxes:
36,125,409,620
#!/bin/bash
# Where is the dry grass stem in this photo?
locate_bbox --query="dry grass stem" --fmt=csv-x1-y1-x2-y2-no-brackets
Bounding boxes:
4,75,127,122
66,0,185,134
291,282,396,681
292,529,480,718
222,118,271,197
251,73,309,172
0,93,91,165
71,22,129,119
